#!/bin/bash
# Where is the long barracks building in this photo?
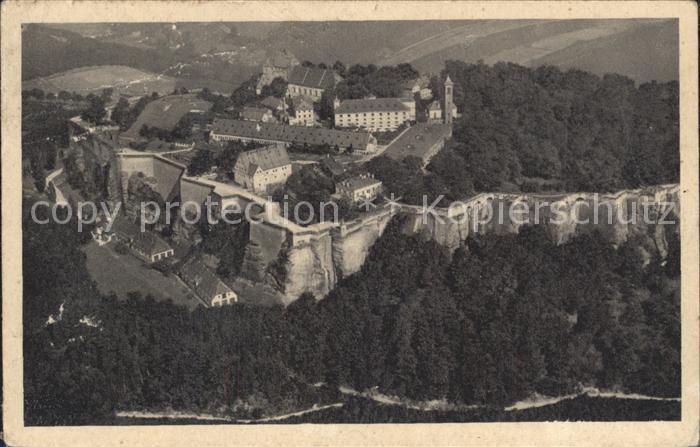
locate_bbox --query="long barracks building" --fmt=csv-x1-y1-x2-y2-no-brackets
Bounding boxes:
209,118,377,154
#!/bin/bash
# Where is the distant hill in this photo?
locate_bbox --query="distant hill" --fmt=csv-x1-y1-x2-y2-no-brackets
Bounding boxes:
23,65,178,97
22,24,176,81
384,19,677,83
25,19,678,88
529,20,678,83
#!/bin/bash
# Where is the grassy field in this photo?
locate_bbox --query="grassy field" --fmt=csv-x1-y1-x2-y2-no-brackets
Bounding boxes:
123,93,212,138
23,65,177,97
83,241,203,310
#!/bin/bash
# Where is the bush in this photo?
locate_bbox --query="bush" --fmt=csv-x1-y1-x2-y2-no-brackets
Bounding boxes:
114,241,129,255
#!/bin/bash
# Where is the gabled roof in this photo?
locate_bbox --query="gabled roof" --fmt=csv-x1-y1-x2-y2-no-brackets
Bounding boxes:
292,96,314,111
212,119,373,150
337,174,382,193
110,212,172,256
241,107,271,121
179,257,235,301
288,66,336,90
321,156,346,177
335,98,411,114
132,231,172,257
236,145,291,174
260,96,285,110
428,100,441,111
109,212,140,240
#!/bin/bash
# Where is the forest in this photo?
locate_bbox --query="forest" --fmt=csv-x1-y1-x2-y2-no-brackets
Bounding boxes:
24,200,680,424
440,61,679,193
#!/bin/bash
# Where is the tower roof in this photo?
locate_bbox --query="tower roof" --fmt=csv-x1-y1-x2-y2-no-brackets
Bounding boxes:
445,75,453,85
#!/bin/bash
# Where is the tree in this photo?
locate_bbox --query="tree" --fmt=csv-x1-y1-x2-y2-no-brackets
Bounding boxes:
111,97,131,129
81,95,107,124
187,149,214,176
268,77,288,98
101,88,114,103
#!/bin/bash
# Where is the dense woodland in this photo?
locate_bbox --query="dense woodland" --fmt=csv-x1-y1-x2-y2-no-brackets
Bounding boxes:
441,61,679,192
24,201,680,424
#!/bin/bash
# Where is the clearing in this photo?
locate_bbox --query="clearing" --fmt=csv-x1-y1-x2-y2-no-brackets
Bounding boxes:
23,65,177,97
123,93,212,138
83,242,202,309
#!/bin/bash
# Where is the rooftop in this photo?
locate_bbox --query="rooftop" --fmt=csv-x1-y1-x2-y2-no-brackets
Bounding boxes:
179,257,235,301
337,174,382,192
321,156,346,177
292,96,314,111
241,106,271,121
383,123,452,162
260,96,285,110
335,97,411,114
211,119,373,150
236,145,291,173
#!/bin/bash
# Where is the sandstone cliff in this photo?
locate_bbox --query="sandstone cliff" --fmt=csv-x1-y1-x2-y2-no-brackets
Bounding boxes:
243,184,680,304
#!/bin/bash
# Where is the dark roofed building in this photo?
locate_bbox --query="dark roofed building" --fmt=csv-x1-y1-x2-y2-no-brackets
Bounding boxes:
210,119,377,154
241,106,276,123
179,257,238,307
321,155,347,178
109,213,175,263
336,173,382,203
286,66,339,102
260,96,286,112
383,123,453,166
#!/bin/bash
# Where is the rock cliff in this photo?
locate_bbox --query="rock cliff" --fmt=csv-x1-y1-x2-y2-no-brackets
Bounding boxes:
245,184,680,304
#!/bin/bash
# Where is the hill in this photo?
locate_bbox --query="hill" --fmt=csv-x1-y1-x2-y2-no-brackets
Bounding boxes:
21,24,176,81
23,65,177,97
530,20,678,83
392,19,677,83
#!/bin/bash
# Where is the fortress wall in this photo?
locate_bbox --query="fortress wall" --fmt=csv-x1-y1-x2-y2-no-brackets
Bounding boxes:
249,221,287,266
152,157,185,201
180,177,215,207
118,154,156,178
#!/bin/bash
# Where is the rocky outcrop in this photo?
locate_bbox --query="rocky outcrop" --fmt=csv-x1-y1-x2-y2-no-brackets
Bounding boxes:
243,184,680,305
282,234,337,306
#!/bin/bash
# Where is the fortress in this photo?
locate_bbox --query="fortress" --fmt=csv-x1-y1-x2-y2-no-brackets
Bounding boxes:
63,115,680,305
111,150,680,305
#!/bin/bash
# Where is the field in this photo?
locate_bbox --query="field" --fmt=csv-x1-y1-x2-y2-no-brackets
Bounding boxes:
23,65,177,97
123,93,212,138
83,242,203,310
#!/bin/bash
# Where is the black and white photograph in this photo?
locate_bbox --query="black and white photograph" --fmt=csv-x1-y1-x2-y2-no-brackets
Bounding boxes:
2,1,698,445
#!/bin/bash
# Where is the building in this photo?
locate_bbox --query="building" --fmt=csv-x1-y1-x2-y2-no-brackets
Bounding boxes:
288,96,317,126
233,145,292,194
333,97,416,132
444,75,454,125
180,257,238,307
427,100,442,121
256,50,299,95
210,119,377,154
260,96,286,113
336,174,382,203
286,66,338,102
241,106,276,123
320,155,346,178
402,76,433,100
110,213,175,263
383,123,452,166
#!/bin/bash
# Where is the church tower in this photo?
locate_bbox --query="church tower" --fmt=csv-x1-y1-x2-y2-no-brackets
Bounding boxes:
444,75,454,124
